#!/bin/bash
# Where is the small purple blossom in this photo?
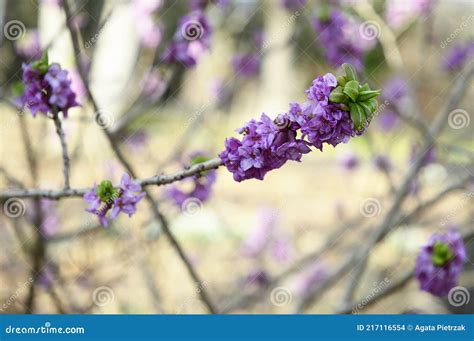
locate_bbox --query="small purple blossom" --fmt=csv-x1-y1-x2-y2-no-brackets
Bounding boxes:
442,42,474,72
385,0,434,29
295,263,326,298
84,173,145,227
21,61,79,118
131,0,162,48
382,76,407,104
14,30,41,59
377,110,399,132
415,229,466,296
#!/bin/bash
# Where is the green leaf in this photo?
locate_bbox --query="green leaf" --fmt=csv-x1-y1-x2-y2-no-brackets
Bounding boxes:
191,155,210,165
329,86,348,103
367,98,378,112
343,80,360,102
11,81,24,97
359,83,370,92
358,101,375,121
342,63,358,82
358,90,381,101
349,102,366,132
337,76,347,87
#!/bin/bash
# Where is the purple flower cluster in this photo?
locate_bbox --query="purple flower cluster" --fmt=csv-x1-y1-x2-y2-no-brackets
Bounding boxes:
131,0,162,48
84,173,145,227
312,9,375,71
21,61,79,117
442,42,474,72
415,229,466,296
220,73,356,182
162,11,212,67
166,151,217,206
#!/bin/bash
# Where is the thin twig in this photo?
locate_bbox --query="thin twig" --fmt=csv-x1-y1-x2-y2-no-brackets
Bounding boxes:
52,110,71,189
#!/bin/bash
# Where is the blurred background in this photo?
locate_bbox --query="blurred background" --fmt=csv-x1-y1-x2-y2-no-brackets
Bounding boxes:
0,0,473,314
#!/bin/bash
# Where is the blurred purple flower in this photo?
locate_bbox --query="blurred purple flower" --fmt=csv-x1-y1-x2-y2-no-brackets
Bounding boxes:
415,229,466,296
337,150,359,170
382,76,407,104
385,0,434,29
295,263,326,297
280,0,307,11
14,30,41,59
131,0,162,48
163,10,212,67
312,9,375,71
271,235,293,263
243,269,270,288
125,129,149,152
232,53,261,78
38,264,58,289
141,69,167,101
26,199,60,238
377,110,399,132
166,151,217,207
241,207,279,257
442,42,474,72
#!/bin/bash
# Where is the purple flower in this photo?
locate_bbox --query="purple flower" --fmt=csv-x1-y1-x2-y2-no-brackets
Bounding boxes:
442,42,474,72
131,0,162,48
14,30,41,59
295,263,326,298
84,173,145,227
232,53,261,78
382,76,407,104
26,199,60,238
280,0,306,11
415,229,466,296
337,150,359,170
21,61,79,117
220,71,358,181
377,110,399,132
166,151,217,206
243,269,270,288
141,69,166,101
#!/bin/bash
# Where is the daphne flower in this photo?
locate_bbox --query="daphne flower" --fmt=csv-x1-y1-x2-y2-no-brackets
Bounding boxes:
442,42,474,72
21,57,79,117
84,173,145,227
415,229,466,296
